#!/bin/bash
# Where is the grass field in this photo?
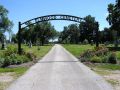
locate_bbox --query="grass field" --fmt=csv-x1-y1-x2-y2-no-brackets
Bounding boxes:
22,44,53,59
95,64,120,70
116,51,120,60
63,44,120,60
63,44,94,57
0,67,28,77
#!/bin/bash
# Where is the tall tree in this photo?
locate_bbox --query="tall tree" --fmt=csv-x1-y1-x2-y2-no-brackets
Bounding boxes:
68,24,80,44
0,5,13,49
106,0,120,47
79,15,99,43
59,26,69,43
59,24,80,44
49,26,58,42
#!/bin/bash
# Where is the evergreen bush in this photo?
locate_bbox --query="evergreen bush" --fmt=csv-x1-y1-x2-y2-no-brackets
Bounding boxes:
108,52,117,64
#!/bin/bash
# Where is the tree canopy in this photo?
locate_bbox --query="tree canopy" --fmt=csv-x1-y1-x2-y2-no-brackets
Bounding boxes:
0,5,13,49
17,21,58,46
106,0,120,47
59,15,99,44
0,5,13,34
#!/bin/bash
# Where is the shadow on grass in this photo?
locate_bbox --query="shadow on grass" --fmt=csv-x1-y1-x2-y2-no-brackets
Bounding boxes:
107,47,120,51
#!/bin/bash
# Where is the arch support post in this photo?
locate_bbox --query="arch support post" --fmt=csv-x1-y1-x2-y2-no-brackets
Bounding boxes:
96,22,99,47
18,22,22,55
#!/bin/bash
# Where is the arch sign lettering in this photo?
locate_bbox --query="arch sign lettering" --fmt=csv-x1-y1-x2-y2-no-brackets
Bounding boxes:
21,14,83,29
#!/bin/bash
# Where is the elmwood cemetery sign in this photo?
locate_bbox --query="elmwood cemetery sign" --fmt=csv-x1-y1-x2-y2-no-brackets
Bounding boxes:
18,14,99,54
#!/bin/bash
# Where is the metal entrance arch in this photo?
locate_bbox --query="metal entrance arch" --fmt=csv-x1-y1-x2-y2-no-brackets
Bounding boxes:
18,14,99,54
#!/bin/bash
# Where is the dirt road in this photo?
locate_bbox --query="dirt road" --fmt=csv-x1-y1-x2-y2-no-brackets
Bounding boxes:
6,44,114,90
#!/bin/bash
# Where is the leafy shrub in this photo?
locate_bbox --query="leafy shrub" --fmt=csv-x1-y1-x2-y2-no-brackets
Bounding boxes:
15,55,30,64
0,53,31,67
94,46,109,56
3,56,13,67
80,46,109,61
0,57,5,67
104,41,109,46
101,56,108,63
80,49,95,58
8,54,30,65
90,55,102,63
4,45,18,56
80,57,89,62
4,45,25,56
0,44,37,67
83,39,89,44
9,54,18,64
108,52,117,64
94,45,105,51
117,52,120,60
26,52,36,61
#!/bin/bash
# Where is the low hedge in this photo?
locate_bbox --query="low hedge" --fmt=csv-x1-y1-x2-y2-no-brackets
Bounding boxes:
80,46,117,64
0,45,36,67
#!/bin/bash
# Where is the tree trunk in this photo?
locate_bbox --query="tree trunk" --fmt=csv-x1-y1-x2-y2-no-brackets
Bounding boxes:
114,31,118,47
1,35,6,50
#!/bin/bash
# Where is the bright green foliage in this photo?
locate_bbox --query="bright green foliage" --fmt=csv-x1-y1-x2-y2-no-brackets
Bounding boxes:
4,45,18,56
0,67,28,76
0,57,5,67
90,55,102,63
23,45,52,59
0,54,30,67
116,52,120,60
100,56,109,63
63,44,94,57
0,45,33,67
96,64,120,70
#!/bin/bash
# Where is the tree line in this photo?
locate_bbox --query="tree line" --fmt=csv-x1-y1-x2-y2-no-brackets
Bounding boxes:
58,15,99,44
12,22,59,46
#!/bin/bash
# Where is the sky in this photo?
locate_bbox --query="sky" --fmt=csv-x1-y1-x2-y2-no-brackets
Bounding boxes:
0,0,115,34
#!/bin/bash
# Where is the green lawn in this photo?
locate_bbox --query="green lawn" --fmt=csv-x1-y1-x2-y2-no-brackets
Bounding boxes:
63,44,120,61
63,44,94,57
22,44,53,59
0,67,28,77
116,51,120,60
96,64,120,70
